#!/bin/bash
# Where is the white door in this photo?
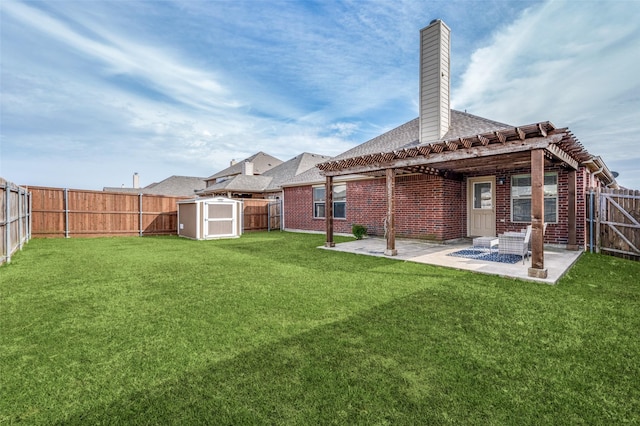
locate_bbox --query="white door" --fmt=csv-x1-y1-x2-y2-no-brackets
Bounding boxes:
468,176,496,237
204,201,237,238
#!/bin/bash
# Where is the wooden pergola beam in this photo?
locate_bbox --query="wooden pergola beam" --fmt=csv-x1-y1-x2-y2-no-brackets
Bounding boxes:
325,176,334,248
384,168,397,256
528,149,547,279
567,170,578,250
322,134,563,177
546,143,579,170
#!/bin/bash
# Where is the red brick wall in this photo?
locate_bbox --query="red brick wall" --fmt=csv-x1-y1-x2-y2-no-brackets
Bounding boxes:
472,164,588,246
284,175,465,241
284,165,591,246
283,185,325,233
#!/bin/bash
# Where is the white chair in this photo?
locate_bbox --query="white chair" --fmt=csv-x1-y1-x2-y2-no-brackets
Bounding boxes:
498,225,532,264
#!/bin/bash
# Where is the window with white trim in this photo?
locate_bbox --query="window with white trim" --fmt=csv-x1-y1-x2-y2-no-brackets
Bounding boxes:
511,173,558,223
313,184,346,219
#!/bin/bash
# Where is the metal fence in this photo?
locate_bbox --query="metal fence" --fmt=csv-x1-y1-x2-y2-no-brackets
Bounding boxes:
1,178,31,265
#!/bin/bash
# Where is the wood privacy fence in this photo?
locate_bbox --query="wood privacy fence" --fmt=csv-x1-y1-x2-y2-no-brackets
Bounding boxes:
29,187,189,238
28,187,282,238
1,178,31,264
587,187,640,260
241,199,282,231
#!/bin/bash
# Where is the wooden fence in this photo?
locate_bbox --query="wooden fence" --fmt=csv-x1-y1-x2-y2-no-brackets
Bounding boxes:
1,178,31,264
29,187,188,238
588,187,640,260
28,187,281,238
242,199,282,231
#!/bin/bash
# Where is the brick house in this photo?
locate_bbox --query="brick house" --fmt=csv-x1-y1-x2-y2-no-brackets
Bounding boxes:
281,20,617,279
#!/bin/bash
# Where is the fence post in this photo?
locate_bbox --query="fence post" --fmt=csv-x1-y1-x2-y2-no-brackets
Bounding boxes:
595,187,601,254
139,193,143,237
4,182,10,263
64,188,70,238
589,188,594,253
28,191,32,241
18,187,22,250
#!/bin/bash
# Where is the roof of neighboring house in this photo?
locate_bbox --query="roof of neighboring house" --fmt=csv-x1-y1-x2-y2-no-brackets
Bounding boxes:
102,187,141,193
200,152,330,195
141,175,206,196
205,152,283,181
103,175,206,196
263,152,331,191
282,110,511,186
203,174,273,193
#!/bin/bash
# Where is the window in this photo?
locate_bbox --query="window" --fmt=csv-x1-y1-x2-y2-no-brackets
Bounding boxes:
313,184,346,219
511,173,558,223
473,182,492,209
313,186,325,218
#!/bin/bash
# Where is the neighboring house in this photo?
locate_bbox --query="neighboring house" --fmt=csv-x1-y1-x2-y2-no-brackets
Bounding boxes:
203,152,283,187
281,20,617,279
199,152,331,199
104,175,206,197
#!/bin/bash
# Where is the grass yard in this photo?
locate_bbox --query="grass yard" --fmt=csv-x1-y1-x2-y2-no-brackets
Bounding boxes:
1,232,639,424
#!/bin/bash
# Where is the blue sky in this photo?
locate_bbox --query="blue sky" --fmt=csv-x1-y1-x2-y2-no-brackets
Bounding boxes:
1,0,639,190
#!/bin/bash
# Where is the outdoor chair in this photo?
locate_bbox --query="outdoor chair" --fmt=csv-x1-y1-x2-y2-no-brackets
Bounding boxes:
498,225,532,264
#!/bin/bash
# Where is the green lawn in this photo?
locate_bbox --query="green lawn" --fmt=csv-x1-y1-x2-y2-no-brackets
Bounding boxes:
1,232,639,424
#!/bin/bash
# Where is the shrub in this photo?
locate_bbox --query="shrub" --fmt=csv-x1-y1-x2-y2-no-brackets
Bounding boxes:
352,224,367,240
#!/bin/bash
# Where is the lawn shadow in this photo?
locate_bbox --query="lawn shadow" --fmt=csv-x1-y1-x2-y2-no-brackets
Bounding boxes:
55,281,636,425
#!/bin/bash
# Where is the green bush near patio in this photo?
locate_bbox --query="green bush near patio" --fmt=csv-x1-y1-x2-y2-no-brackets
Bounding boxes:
1,232,639,424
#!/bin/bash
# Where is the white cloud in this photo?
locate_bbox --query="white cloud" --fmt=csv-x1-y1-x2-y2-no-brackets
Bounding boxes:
2,0,638,190
452,0,640,188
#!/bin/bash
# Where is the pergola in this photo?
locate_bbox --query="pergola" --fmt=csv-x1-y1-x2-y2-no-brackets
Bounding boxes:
317,121,598,279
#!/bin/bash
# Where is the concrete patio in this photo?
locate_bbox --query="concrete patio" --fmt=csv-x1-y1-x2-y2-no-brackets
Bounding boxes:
319,237,583,284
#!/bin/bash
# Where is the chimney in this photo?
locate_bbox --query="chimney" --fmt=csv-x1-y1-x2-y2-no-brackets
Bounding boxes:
419,19,451,143
242,161,254,176
230,159,237,166
133,172,140,188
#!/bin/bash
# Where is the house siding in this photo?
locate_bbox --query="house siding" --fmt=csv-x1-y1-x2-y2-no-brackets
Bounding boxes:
285,163,591,247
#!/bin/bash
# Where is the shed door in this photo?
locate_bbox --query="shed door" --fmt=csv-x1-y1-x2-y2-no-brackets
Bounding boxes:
467,176,496,237
204,202,237,238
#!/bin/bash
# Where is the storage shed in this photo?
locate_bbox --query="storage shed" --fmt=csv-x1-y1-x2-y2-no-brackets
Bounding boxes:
177,197,242,240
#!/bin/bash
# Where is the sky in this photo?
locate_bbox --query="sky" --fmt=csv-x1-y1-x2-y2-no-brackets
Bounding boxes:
1,0,639,190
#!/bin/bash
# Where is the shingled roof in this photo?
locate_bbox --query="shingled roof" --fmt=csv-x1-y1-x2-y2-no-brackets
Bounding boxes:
282,110,513,186
205,152,283,181
200,152,330,195
104,175,206,196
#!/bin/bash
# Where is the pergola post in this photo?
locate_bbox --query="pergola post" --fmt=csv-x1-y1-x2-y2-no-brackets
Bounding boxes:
384,168,397,256
567,169,578,250
528,149,547,278
325,175,334,247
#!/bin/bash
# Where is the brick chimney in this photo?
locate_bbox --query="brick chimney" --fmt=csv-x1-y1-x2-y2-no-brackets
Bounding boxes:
419,19,451,143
